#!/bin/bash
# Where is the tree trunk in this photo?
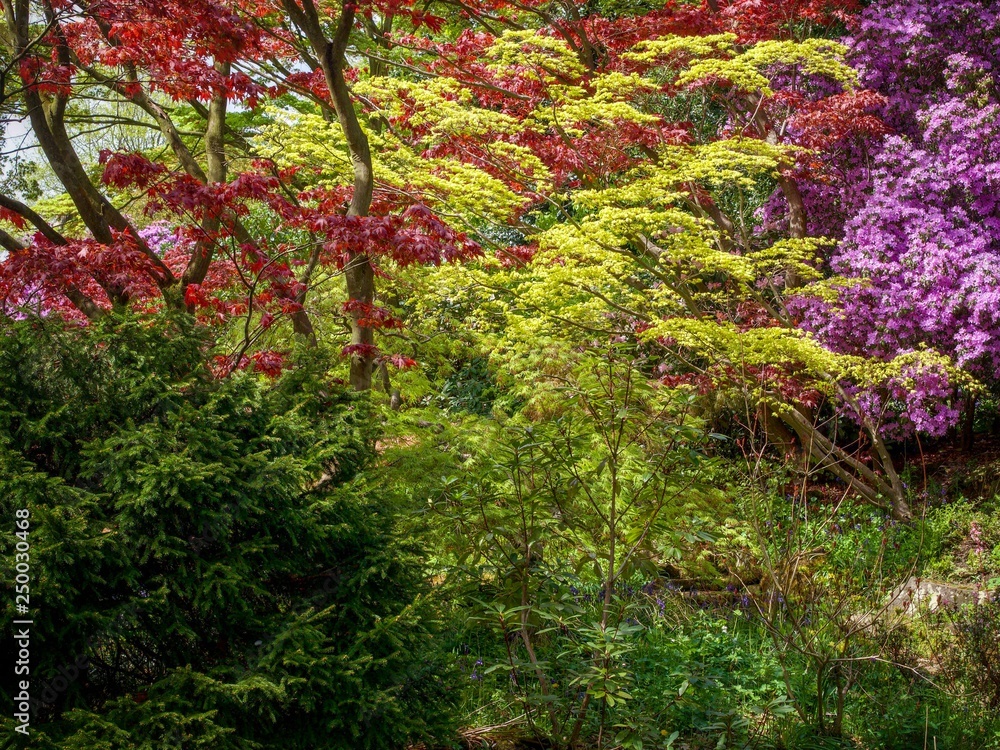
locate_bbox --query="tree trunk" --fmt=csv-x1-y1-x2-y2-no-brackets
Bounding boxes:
11,4,173,309
181,61,229,306
961,393,976,452
760,403,798,457
780,404,911,521
345,255,375,390
284,0,377,390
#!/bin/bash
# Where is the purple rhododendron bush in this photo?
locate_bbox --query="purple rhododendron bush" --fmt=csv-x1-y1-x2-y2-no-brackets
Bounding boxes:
771,0,1000,443
1,0,999,748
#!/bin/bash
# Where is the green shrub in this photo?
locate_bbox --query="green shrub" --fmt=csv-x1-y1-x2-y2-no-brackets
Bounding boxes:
0,314,458,749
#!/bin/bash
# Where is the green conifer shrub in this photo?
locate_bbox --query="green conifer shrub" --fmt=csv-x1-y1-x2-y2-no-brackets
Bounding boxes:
0,314,457,749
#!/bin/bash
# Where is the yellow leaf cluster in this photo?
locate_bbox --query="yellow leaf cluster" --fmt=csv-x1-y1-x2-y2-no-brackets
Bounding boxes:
486,30,588,83
623,33,738,64
356,77,523,138
255,106,531,226
677,38,857,95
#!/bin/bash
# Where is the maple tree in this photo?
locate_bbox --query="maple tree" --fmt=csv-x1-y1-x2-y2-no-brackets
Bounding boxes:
341,0,918,516
0,0,478,389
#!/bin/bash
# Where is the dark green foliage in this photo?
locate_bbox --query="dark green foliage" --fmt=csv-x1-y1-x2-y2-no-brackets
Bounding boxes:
0,314,457,749
437,357,498,415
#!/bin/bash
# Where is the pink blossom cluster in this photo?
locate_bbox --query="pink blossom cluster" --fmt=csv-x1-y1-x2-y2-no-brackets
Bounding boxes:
137,221,178,256
781,0,1000,438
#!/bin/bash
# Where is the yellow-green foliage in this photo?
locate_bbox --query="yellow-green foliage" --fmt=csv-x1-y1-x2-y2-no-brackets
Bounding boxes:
256,106,531,228
677,39,857,95
30,194,86,238
529,73,661,134
624,33,738,65
486,30,588,82
643,318,849,380
626,34,855,95
557,139,793,220
356,77,523,137
257,27,960,412
745,238,834,284
663,139,796,185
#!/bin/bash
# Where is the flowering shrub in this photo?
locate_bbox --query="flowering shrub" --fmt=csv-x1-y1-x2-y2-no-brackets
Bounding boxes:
784,0,1000,438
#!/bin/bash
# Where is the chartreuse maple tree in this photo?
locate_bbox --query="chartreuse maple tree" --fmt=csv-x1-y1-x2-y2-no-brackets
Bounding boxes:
348,24,937,517
0,0,872,395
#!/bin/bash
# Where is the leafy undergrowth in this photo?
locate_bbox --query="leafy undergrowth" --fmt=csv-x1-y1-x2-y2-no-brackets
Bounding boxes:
432,463,1000,750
